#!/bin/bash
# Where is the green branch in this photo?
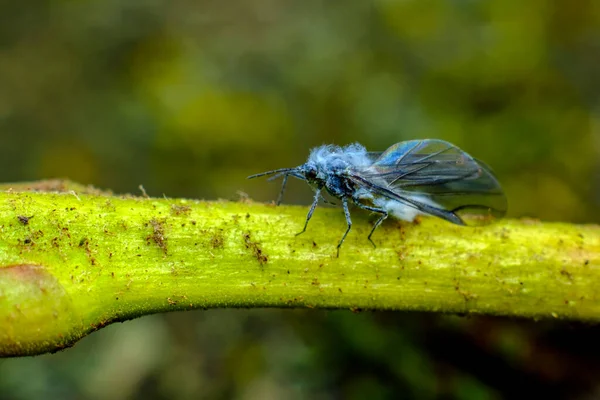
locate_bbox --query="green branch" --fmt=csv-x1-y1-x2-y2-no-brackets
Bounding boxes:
0,181,599,357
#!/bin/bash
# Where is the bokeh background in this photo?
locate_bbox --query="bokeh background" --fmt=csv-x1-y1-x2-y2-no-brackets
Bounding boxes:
1,1,600,399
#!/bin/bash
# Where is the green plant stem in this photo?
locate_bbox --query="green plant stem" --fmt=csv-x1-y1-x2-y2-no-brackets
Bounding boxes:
0,181,599,357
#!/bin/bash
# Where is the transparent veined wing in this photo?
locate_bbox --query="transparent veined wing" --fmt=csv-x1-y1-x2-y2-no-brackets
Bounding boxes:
365,151,384,162
351,139,507,226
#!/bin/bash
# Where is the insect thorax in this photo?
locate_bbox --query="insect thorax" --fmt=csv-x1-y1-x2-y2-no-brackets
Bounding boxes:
323,174,354,199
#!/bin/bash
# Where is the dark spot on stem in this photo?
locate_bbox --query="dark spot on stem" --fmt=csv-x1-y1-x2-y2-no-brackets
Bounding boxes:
147,219,168,254
78,238,96,266
560,269,573,280
17,215,33,225
243,232,268,265
171,204,191,216
210,230,225,249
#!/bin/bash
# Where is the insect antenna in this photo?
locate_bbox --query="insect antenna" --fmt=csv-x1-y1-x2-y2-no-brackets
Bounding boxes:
247,167,306,205
247,168,298,180
266,171,288,182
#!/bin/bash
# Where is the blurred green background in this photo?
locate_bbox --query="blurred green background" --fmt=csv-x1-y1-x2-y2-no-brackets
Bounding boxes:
1,1,600,399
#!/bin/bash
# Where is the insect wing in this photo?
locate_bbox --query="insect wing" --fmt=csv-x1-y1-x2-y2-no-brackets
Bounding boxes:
357,139,507,226
365,151,383,163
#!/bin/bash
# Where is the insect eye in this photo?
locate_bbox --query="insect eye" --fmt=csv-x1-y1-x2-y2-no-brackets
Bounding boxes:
306,168,318,179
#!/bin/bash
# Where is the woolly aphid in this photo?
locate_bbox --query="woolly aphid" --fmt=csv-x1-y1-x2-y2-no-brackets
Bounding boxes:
248,139,507,256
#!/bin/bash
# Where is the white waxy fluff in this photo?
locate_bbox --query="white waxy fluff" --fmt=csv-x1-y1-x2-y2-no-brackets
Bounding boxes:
373,195,443,222
307,143,372,171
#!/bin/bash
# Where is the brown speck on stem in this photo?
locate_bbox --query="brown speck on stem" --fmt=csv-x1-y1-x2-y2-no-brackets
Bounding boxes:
560,268,573,280
243,232,268,265
147,219,168,254
17,215,33,225
210,230,225,249
171,204,191,216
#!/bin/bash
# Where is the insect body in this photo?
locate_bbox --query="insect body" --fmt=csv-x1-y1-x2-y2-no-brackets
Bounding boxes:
248,139,507,256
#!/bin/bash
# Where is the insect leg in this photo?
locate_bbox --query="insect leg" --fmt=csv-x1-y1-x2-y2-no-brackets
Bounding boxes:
295,189,321,236
276,174,289,206
336,197,352,257
352,200,388,248
319,193,336,205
